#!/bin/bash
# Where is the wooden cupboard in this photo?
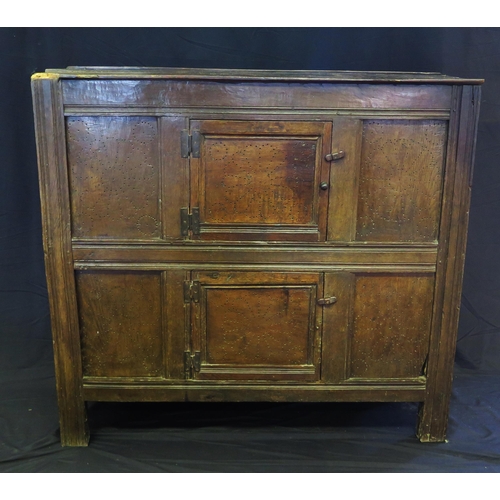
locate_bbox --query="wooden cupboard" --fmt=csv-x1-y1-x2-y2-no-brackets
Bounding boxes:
31,68,483,445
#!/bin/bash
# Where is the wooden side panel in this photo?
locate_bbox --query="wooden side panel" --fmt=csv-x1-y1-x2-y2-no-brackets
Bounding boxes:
66,116,161,240
191,120,330,241
191,271,322,381
76,271,164,378
348,274,435,380
356,120,447,242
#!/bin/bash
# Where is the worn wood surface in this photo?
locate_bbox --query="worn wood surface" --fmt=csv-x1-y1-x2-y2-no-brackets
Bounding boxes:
31,68,482,446
32,74,89,446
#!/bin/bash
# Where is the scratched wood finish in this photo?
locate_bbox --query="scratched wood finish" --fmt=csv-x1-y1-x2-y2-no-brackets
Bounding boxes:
67,116,161,240
356,120,447,242
191,120,330,241
191,271,321,381
76,271,164,378
31,68,482,446
61,80,453,110
348,274,435,380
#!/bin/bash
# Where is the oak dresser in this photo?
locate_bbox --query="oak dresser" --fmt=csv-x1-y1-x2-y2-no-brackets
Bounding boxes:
31,67,483,446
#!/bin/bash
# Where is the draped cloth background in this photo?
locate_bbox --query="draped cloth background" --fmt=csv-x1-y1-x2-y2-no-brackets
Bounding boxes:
1,27,499,472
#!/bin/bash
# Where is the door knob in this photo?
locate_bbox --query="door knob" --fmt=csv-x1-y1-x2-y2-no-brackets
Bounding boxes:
319,182,329,190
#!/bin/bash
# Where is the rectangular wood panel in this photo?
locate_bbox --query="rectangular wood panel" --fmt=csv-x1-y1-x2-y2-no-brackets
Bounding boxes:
356,120,447,242
348,274,435,380
61,80,453,109
67,116,161,240
191,271,322,381
190,120,330,241
76,271,164,378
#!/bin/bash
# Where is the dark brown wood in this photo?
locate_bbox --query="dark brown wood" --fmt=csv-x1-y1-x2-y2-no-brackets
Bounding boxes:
82,384,426,403
76,271,164,378
49,66,484,84
190,120,331,241
67,116,161,240
356,120,447,242
417,85,482,442
31,73,89,446
321,272,355,383
31,68,482,446
61,80,453,110
190,271,322,381
348,273,435,380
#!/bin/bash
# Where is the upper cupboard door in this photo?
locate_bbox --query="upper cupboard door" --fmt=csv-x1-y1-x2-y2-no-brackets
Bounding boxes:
66,116,187,241
189,120,332,241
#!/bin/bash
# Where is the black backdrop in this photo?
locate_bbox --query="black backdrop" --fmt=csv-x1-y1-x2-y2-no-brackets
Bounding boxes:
1,27,500,473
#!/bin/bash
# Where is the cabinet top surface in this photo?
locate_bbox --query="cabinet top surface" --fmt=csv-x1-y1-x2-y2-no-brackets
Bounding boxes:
36,66,484,84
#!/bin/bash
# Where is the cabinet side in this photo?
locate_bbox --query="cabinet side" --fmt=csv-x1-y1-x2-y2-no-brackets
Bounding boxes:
417,84,482,442
31,73,89,446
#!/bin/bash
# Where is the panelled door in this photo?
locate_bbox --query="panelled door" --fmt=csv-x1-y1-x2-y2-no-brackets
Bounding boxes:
188,120,332,241
186,271,324,381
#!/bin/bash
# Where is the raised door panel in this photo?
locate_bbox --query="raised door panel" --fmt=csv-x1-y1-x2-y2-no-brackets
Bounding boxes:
190,271,323,381
190,120,332,241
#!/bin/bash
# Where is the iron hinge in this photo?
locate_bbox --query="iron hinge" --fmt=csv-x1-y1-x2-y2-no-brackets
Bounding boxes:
184,351,201,373
183,280,201,303
181,129,201,158
180,207,200,236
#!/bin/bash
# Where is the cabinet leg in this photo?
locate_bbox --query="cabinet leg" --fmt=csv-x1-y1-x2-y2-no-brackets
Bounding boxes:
416,396,449,443
58,400,90,447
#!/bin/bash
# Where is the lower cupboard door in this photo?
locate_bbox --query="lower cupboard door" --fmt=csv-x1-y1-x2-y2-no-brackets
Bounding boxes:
189,271,323,381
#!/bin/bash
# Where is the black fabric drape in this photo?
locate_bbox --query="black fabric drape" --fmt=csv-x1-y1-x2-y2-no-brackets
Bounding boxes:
1,27,499,472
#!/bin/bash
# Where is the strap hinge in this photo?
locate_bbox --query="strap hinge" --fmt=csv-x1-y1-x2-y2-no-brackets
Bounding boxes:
180,207,200,236
184,351,201,374
183,280,201,303
181,129,201,158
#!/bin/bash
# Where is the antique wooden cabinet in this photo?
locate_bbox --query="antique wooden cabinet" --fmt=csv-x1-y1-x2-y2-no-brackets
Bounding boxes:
31,67,483,446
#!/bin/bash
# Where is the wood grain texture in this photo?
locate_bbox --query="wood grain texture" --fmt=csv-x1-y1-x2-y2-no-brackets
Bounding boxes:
76,271,164,378
321,272,355,383
191,271,321,381
32,68,482,445
327,119,363,241
72,245,438,266
67,116,161,240
348,274,435,380
82,384,426,403
31,74,89,446
61,80,453,110
161,117,189,239
356,120,447,242
417,85,482,442
48,66,483,84
190,120,331,241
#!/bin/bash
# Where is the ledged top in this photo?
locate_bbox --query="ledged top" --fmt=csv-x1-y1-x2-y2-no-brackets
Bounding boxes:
37,66,484,85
